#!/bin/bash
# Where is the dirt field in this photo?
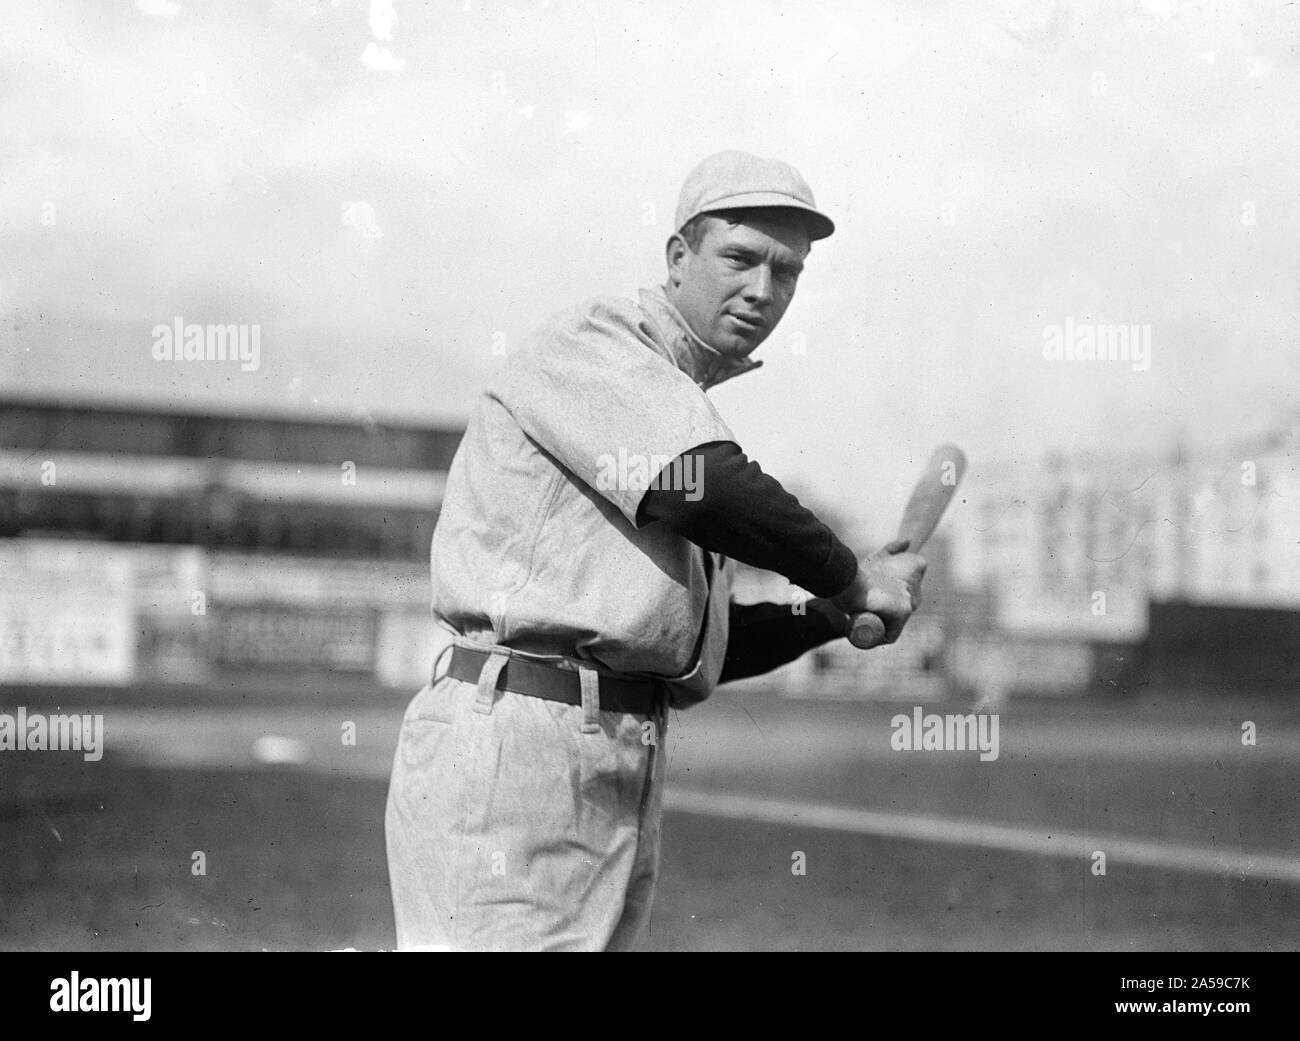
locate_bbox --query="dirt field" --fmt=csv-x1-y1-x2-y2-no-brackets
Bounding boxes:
2,685,1297,951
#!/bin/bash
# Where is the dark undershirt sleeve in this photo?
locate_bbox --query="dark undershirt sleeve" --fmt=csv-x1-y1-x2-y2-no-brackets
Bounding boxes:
636,440,861,683
718,599,848,684
635,440,859,598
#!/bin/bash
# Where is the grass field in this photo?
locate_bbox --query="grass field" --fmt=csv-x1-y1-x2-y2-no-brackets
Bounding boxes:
2,684,1298,951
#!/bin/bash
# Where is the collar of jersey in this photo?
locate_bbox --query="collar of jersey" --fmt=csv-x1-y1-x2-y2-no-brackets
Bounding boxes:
639,284,764,392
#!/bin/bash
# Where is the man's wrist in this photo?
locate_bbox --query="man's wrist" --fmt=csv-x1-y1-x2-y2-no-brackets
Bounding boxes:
828,566,868,615
808,597,851,638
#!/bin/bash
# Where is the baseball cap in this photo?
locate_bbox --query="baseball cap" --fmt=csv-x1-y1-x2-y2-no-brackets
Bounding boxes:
674,150,835,242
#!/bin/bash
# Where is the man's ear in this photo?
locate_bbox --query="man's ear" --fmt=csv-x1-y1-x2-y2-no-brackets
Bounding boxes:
665,233,688,288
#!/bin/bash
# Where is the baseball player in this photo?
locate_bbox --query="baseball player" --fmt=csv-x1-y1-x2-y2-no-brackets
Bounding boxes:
385,150,927,951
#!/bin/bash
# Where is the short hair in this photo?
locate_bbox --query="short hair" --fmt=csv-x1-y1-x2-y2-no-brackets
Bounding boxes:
677,210,731,252
676,207,814,254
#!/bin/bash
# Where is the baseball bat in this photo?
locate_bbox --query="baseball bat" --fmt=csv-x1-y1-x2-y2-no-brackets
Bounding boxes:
847,443,968,649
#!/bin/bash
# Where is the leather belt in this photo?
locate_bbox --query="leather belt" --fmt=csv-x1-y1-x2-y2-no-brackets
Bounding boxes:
446,645,664,716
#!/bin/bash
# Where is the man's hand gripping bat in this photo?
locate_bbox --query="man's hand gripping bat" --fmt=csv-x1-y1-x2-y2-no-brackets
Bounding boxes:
847,444,967,650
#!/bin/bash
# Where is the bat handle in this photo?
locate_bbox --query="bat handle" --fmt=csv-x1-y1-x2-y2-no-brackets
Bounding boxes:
847,612,887,649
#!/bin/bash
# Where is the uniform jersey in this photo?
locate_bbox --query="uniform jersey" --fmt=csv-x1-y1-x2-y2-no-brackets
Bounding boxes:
429,283,764,704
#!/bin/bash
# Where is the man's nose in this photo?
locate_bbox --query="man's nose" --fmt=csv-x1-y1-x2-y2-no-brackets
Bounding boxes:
743,265,773,305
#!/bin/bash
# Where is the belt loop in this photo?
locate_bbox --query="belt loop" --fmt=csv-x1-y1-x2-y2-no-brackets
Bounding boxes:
578,665,600,734
473,649,509,715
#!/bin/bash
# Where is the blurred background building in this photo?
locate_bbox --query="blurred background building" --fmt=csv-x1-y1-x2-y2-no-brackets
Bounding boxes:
0,397,461,692
3,397,1296,702
738,419,1300,702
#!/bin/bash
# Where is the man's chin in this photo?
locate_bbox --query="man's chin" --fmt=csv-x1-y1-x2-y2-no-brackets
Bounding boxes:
713,328,766,358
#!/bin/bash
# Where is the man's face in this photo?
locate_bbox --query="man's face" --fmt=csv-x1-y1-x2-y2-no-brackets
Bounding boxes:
667,210,811,357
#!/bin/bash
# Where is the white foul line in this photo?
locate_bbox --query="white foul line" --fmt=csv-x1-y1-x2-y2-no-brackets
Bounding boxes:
664,787,1300,884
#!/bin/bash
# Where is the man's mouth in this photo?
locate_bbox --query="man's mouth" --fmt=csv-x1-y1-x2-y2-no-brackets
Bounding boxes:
726,313,767,333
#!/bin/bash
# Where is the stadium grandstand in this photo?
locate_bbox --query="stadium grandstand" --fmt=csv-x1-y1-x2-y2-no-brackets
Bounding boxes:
0,398,461,559
0,398,463,691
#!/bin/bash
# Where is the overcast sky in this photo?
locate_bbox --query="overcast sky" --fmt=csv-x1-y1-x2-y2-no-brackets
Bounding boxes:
2,0,1296,530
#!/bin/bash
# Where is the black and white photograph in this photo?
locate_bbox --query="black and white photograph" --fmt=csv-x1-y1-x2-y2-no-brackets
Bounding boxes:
1,0,1297,981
